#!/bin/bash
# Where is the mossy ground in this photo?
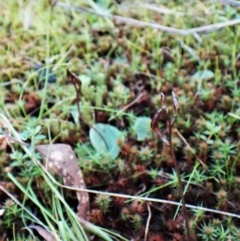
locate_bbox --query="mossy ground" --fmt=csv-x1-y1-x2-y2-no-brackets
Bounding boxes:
1,1,240,241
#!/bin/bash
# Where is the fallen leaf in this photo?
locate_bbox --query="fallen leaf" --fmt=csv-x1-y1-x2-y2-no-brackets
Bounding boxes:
36,144,89,219
27,225,57,241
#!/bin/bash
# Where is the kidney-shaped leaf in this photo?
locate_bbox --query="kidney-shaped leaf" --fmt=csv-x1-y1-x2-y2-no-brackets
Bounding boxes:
191,69,214,91
191,70,214,81
89,123,124,160
133,117,152,141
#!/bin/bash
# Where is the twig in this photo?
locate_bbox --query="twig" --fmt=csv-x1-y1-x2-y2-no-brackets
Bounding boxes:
174,128,195,154
137,3,185,16
56,2,240,36
42,174,240,219
217,0,240,6
144,202,152,241
108,92,146,121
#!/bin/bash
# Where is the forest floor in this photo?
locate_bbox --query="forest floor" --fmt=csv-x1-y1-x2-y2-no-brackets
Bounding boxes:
1,1,240,241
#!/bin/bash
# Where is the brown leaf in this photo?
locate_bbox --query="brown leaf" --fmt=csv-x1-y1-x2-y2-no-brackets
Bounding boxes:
36,144,90,219
27,225,57,241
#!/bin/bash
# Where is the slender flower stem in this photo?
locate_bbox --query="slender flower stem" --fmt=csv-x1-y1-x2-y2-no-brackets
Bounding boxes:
169,121,191,241
151,92,192,241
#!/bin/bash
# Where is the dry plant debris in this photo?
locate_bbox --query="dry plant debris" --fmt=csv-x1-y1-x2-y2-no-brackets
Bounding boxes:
36,144,90,220
26,225,58,241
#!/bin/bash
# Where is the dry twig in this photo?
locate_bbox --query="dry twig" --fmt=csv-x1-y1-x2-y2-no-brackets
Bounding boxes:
55,2,240,36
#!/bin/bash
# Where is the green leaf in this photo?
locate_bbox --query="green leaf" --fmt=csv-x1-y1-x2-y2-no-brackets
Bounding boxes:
191,70,214,91
34,134,46,141
228,112,240,120
70,105,80,126
20,130,30,140
133,117,152,141
178,40,200,62
34,125,42,135
89,123,124,160
191,70,214,81
79,75,91,88
95,0,111,10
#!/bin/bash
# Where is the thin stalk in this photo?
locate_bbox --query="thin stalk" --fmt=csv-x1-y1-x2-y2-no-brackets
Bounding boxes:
169,121,191,240
150,92,192,240
38,7,51,119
